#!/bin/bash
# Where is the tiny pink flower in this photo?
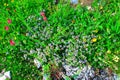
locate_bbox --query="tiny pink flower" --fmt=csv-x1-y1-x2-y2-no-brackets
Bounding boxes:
43,16,47,21
7,19,12,24
40,12,45,16
5,26,9,31
10,40,15,46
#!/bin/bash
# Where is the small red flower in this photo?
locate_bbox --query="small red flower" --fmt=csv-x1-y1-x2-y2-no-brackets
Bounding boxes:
7,19,12,24
10,40,15,46
40,12,45,17
43,16,47,21
5,26,9,31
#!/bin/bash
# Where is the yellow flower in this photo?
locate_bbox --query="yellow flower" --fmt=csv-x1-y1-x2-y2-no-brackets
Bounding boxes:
91,38,97,42
4,3,9,6
106,50,111,54
11,0,14,2
113,55,119,62
92,29,98,33
100,6,103,10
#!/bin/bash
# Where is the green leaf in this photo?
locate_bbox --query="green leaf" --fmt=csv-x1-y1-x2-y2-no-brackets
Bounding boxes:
63,75,71,80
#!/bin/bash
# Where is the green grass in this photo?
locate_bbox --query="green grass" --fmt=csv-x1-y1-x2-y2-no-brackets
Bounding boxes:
0,0,120,79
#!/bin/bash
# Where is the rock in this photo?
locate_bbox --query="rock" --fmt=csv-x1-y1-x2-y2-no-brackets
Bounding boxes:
34,58,41,68
73,66,118,80
71,0,78,4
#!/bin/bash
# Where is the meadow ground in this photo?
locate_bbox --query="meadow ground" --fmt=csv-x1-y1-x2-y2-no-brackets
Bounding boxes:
0,0,120,80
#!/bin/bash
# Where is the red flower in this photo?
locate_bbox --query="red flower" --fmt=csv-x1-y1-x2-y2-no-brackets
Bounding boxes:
10,40,15,46
7,19,12,24
43,16,47,21
40,12,45,17
5,26,9,31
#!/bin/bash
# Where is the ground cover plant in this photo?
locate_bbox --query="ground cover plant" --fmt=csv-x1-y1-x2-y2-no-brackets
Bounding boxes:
0,0,120,80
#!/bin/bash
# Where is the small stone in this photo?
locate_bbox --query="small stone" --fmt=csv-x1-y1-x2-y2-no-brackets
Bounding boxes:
34,58,41,68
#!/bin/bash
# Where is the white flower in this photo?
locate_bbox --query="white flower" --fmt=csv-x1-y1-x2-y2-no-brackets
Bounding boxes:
87,6,94,10
0,71,11,80
113,55,119,62
30,49,36,54
0,75,6,80
23,54,27,59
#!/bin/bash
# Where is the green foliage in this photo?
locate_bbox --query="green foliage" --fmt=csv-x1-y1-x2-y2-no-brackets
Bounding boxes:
0,0,120,79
